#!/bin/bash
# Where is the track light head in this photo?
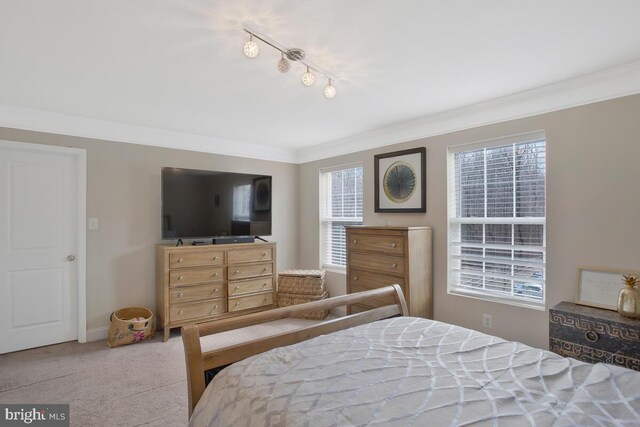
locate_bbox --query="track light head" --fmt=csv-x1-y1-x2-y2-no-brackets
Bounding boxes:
243,34,259,58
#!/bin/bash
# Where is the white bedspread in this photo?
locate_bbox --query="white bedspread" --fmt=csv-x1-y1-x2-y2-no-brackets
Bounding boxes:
190,317,640,426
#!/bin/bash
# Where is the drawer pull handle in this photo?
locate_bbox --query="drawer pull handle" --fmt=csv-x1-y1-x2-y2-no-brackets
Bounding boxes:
234,270,240,275
178,292,184,298
263,282,268,287
178,310,184,315
585,330,599,343
212,272,219,277
392,243,397,248
213,288,218,293
177,258,184,263
212,256,218,260
353,239,357,244
262,252,267,256
353,276,359,281
234,302,240,307
264,297,268,302
263,267,268,272
210,306,218,314
178,275,184,281
234,286,240,291
391,263,397,268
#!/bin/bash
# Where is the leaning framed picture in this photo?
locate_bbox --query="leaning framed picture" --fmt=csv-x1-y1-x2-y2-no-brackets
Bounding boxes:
576,266,638,310
374,147,426,212
252,176,271,212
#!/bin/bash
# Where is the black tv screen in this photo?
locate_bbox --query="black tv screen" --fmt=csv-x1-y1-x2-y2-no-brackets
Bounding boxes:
161,167,272,239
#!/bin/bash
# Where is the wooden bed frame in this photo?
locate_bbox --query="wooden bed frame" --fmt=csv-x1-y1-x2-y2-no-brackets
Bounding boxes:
181,285,408,417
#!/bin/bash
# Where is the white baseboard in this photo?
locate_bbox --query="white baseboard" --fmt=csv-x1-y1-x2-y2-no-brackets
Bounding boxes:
86,326,109,342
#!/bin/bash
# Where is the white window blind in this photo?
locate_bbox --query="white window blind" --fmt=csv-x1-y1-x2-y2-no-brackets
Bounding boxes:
447,134,546,306
320,165,363,268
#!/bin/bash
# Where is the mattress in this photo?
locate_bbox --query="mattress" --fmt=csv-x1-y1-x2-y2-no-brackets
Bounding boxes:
190,317,640,426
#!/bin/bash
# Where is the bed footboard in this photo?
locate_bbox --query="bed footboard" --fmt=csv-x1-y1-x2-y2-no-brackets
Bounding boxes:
181,284,408,417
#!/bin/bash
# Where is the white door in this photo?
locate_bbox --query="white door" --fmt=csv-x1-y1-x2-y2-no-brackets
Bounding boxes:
0,142,81,353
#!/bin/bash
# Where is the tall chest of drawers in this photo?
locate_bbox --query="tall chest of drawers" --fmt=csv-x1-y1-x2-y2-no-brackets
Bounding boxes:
156,242,276,341
346,226,433,318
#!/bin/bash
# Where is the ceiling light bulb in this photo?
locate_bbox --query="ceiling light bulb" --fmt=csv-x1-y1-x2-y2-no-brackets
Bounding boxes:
301,66,315,86
324,79,336,99
243,34,259,58
277,52,290,73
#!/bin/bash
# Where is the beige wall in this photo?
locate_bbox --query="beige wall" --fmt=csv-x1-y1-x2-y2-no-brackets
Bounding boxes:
0,128,299,334
298,94,640,350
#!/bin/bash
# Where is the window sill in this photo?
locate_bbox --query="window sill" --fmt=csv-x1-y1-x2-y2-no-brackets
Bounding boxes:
321,264,346,275
448,288,545,311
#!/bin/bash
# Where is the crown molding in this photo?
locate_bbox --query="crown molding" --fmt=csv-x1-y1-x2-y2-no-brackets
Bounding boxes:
297,60,640,163
1,61,639,165
0,104,298,163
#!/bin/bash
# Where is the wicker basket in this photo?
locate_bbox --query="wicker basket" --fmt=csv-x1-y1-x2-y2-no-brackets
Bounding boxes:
277,291,329,320
278,270,326,295
107,307,154,348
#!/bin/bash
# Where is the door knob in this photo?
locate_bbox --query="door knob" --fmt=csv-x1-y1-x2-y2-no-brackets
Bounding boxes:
67,255,76,261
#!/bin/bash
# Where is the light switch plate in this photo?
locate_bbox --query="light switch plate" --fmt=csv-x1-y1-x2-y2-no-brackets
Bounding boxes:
88,218,99,230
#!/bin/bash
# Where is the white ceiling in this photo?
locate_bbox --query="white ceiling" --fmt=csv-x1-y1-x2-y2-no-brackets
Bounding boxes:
1,0,640,163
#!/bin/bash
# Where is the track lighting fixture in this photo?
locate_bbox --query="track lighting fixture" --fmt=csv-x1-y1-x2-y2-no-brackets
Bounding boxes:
242,29,337,99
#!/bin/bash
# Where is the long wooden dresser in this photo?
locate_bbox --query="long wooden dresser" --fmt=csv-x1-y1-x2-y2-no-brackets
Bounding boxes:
156,242,276,341
346,226,432,318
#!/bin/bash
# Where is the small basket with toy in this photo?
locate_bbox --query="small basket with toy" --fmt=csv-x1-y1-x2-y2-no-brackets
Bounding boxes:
107,307,154,348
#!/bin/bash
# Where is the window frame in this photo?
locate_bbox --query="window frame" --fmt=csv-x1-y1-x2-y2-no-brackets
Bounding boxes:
319,163,364,272
446,131,546,310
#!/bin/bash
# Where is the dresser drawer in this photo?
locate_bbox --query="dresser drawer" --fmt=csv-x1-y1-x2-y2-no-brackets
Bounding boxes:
229,292,274,312
228,247,273,264
169,283,226,303
349,269,405,290
229,263,273,280
349,252,405,276
169,267,224,287
169,299,226,321
169,251,224,269
349,234,405,256
228,277,274,297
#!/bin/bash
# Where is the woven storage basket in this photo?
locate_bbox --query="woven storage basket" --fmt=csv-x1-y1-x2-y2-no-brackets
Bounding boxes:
277,291,329,320
107,307,154,348
278,269,326,295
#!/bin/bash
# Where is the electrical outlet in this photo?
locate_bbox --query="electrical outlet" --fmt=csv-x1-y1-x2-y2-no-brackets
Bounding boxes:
88,217,99,230
482,313,493,328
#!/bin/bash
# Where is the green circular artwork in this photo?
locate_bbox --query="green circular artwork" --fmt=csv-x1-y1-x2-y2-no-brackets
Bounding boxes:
383,161,416,203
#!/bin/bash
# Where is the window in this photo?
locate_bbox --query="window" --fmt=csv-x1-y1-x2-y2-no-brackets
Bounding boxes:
233,184,251,220
320,165,363,268
447,132,546,307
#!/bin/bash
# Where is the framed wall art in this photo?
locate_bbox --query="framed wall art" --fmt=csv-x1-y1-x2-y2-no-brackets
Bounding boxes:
374,147,426,213
576,266,638,310
252,176,271,212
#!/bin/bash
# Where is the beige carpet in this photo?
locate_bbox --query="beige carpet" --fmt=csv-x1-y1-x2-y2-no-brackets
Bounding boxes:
0,318,323,427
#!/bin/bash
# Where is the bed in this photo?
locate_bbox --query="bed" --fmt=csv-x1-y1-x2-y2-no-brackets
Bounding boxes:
182,285,640,426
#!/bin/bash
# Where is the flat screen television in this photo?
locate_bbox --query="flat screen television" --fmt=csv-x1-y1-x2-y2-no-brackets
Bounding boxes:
161,167,272,240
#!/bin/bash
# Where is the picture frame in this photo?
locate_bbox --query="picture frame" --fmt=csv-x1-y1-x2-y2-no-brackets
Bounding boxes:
252,176,271,212
575,266,638,310
374,147,426,213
